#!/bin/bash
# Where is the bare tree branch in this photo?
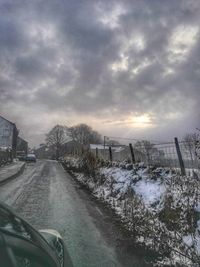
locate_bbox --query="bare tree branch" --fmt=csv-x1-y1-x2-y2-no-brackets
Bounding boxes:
46,125,69,159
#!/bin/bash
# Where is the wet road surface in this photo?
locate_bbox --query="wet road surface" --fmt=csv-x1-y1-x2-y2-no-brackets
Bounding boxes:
0,160,150,267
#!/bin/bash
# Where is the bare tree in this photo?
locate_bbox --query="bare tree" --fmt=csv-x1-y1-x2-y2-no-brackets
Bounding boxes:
134,140,157,164
196,141,200,160
46,125,69,160
183,133,199,163
68,124,102,146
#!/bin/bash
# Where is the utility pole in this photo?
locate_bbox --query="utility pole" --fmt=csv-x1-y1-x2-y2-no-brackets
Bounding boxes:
104,136,106,158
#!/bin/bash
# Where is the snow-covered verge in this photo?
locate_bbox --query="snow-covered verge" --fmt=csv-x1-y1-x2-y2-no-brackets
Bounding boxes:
63,156,200,266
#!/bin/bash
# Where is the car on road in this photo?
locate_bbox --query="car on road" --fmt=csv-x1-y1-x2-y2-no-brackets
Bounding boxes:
26,153,37,162
0,202,71,267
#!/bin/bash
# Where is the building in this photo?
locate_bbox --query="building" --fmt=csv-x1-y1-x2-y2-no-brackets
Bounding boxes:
34,144,49,159
61,140,83,156
90,144,129,161
0,116,19,157
90,143,146,162
16,136,28,156
34,141,82,159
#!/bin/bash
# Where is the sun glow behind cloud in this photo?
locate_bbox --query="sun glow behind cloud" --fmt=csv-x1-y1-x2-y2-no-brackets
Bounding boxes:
129,114,154,128
102,113,154,129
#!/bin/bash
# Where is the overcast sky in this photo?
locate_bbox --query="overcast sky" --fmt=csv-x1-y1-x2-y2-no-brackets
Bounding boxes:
0,0,199,147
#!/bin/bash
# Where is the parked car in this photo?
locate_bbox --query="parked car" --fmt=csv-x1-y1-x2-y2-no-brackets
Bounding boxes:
16,151,27,161
17,155,27,161
26,154,37,162
0,201,71,267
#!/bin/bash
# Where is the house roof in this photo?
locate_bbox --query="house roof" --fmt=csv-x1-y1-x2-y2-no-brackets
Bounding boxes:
90,144,109,150
17,136,28,144
0,115,16,127
90,144,126,152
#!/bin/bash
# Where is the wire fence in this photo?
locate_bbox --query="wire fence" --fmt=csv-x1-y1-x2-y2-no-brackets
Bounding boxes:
90,136,200,176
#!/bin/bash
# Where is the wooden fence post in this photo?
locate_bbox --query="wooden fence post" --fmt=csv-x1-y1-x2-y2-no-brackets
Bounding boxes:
103,136,106,158
96,147,98,159
174,137,186,176
109,146,112,162
129,143,135,164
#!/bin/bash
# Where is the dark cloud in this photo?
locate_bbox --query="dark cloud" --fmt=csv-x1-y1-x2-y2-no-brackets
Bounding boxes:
0,0,199,146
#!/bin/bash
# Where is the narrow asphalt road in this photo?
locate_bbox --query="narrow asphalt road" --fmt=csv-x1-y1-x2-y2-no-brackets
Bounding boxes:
0,160,150,267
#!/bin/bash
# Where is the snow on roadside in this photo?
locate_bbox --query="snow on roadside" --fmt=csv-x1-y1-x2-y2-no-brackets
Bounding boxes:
99,166,168,211
133,179,166,209
63,157,200,266
70,162,170,212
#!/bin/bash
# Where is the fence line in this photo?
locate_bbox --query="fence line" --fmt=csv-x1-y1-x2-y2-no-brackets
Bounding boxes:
61,135,200,176
90,136,200,176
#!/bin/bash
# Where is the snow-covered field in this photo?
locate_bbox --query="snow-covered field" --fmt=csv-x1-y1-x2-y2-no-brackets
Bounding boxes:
63,157,200,266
